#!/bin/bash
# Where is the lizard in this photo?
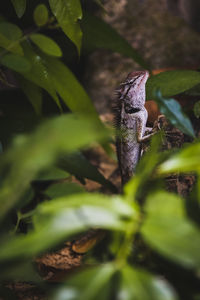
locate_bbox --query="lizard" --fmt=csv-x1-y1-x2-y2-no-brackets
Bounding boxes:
115,70,153,186
71,71,153,255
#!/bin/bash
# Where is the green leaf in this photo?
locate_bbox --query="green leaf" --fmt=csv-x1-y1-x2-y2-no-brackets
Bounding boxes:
36,166,70,181
59,152,116,191
33,4,49,27
21,42,61,109
49,0,82,54
118,266,177,300
0,22,23,55
11,0,26,18
0,53,31,72
44,182,84,198
30,33,62,57
154,91,195,137
141,191,200,269
0,22,22,40
51,264,115,300
41,54,99,117
0,113,109,219
18,75,42,115
81,13,149,70
159,140,200,174
146,70,200,99
0,194,134,260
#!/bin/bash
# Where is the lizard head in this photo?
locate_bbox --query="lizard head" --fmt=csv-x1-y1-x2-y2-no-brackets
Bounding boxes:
119,70,149,114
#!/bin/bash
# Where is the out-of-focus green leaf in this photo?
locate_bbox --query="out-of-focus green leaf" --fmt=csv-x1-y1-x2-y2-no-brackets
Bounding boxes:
44,182,84,198
41,54,99,117
0,22,22,40
194,101,200,118
36,166,70,181
11,0,26,18
21,42,61,109
18,75,42,115
0,114,109,219
81,13,149,70
59,152,116,191
0,53,31,72
154,91,195,137
146,70,200,99
118,266,177,300
0,32,23,55
51,264,115,300
49,0,82,54
30,34,62,57
0,194,134,260
0,261,41,282
33,4,49,27
141,191,200,269
159,141,200,173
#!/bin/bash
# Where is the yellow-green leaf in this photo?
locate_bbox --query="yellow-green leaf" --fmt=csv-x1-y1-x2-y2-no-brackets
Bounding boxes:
33,4,49,27
30,33,62,57
0,53,31,72
11,0,26,18
49,0,82,54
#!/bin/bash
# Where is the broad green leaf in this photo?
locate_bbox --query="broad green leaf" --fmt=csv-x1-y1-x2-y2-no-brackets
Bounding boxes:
51,264,115,300
11,0,26,18
36,166,70,181
0,114,109,219
49,0,82,54
45,182,84,198
59,152,117,191
141,191,200,269
118,266,177,300
30,34,62,57
33,193,135,227
0,33,23,55
159,141,200,173
0,22,22,40
0,53,31,72
41,54,99,117
146,70,200,99
33,4,49,27
18,75,42,115
0,195,133,260
81,13,149,70
154,91,195,137
21,42,61,109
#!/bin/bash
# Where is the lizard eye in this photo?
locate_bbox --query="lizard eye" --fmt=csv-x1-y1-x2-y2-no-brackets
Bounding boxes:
125,107,141,114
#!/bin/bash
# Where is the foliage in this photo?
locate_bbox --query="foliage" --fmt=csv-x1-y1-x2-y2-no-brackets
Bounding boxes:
0,1,200,300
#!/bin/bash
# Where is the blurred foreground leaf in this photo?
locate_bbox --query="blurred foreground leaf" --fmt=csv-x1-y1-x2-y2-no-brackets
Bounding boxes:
51,264,115,300
0,194,134,260
159,140,200,173
142,191,200,269
118,266,177,300
0,113,109,219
